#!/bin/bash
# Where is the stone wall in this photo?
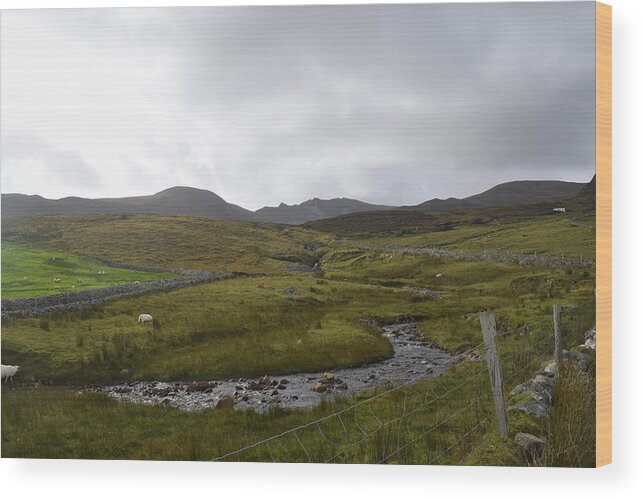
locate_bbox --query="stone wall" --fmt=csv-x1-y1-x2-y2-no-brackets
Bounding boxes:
1,270,236,318
337,240,595,270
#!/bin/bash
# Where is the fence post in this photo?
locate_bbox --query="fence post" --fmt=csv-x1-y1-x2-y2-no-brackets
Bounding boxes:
479,311,509,439
553,304,563,367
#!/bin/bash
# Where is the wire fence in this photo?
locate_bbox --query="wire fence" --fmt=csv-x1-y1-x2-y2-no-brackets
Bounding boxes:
211,298,596,465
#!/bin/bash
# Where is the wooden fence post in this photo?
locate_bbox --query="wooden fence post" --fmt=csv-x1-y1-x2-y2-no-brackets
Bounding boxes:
553,304,563,367
554,305,563,370
479,311,509,439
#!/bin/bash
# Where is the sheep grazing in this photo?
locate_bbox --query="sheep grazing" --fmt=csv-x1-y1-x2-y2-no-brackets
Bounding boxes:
52,277,61,283
1,364,20,383
138,313,153,324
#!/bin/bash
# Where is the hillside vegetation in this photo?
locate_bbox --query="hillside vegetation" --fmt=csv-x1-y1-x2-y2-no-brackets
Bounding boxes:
1,201,596,464
1,214,326,274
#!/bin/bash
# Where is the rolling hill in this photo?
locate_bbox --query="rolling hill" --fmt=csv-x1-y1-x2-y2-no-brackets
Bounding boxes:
2,178,591,224
411,180,586,213
1,187,255,221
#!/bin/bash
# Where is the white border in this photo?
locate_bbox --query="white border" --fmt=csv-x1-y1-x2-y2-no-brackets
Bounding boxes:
1,0,642,497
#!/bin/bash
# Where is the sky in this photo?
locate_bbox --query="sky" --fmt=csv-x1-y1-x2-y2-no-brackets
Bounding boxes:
0,2,596,210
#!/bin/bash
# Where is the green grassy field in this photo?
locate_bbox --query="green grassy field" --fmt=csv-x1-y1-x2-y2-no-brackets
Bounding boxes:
1,208,596,464
1,242,175,299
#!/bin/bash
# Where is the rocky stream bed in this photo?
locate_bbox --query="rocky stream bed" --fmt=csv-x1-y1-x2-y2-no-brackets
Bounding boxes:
92,323,456,413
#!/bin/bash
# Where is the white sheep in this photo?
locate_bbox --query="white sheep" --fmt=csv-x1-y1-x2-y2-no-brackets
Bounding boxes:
1,364,20,383
138,313,153,324
52,277,61,283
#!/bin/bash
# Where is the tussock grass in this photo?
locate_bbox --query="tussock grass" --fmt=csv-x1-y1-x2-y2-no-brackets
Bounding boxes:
1,276,400,383
540,361,596,467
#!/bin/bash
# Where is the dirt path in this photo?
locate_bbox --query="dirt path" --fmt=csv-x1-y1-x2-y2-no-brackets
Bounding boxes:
94,323,456,413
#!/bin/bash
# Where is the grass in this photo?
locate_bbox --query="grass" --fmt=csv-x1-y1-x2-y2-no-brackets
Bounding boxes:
0,360,494,463
1,276,403,383
540,355,596,467
1,213,329,274
1,242,175,298
1,209,596,463
356,213,595,259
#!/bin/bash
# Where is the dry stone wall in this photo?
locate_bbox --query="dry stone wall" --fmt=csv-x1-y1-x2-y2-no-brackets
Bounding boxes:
1,270,235,318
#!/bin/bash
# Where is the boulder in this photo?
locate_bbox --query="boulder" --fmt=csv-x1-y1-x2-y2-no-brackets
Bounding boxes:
312,382,327,393
323,372,335,381
514,432,545,464
510,379,554,405
510,400,549,420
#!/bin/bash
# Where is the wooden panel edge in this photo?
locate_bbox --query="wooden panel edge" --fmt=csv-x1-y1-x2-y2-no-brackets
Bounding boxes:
595,0,612,468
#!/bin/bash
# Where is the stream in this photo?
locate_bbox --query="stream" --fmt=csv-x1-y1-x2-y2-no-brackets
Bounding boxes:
93,322,456,413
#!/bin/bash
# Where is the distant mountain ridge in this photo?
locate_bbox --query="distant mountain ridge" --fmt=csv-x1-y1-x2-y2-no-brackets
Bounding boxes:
1,186,255,221
2,178,592,224
254,197,394,224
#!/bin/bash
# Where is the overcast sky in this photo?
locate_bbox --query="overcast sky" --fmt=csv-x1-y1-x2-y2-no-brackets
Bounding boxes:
1,2,595,210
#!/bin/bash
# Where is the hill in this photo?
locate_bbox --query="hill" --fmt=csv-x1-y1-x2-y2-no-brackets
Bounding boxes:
0,213,323,274
1,186,255,221
255,197,394,224
2,179,590,224
411,180,586,213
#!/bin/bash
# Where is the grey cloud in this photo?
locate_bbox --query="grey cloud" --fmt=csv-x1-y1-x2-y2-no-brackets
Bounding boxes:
1,3,596,207
1,131,101,193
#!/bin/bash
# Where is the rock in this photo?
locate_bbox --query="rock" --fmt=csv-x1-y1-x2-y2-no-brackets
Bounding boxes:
533,374,555,386
323,372,335,381
271,390,279,396
241,395,249,402
113,386,131,394
510,379,554,405
511,400,549,420
540,360,557,374
277,384,287,390
514,432,545,464
570,350,592,373
216,395,235,410
186,381,214,393
368,373,376,379
280,378,290,385
312,382,327,393
150,387,173,397
583,328,596,350
337,382,348,390
120,369,130,375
